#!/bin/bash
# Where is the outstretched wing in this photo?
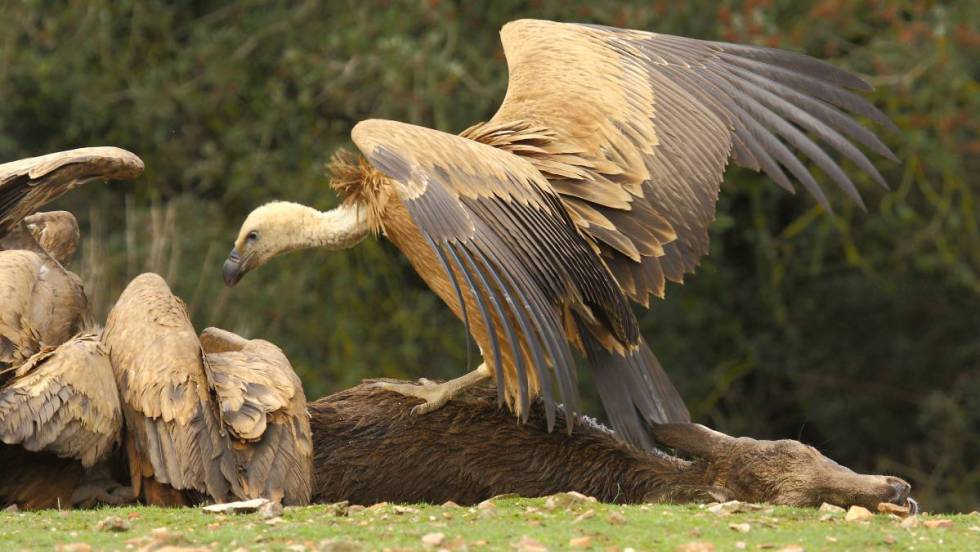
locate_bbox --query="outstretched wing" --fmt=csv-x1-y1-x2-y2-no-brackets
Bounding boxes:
102,273,231,501
201,327,313,505
0,147,143,237
477,20,896,305
353,119,638,424
0,333,121,468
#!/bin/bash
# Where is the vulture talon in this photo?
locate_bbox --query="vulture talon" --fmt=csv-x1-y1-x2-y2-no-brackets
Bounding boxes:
372,364,492,415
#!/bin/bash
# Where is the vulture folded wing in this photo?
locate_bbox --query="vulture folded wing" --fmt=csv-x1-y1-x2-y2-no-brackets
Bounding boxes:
0,250,86,370
476,20,896,305
201,327,313,505
0,147,143,238
0,333,121,468
102,273,232,501
352,119,639,426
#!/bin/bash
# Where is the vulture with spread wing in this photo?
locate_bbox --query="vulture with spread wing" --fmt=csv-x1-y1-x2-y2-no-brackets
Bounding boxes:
101,273,312,505
222,20,897,448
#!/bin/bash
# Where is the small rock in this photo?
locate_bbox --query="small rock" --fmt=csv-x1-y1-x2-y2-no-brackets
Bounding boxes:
513,535,548,552
707,500,759,515
735,542,747,550
442,500,460,508
778,546,804,552
421,532,445,547
825,536,838,543
572,509,595,524
202,498,270,514
818,503,845,514
347,504,365,514
366,501,388,511
569,536,592,549
607,511,627,525
3,504,19,513
923,519,953,529
543,491,596,511
56,545,92,552
882,534,897,545
729,523,751,533
877,502,910,517
317,539,363,552
674,542,715,552
96,516,130,532
900,516,919,529
477,499,496,510
845,505,873,522
259,500,284,519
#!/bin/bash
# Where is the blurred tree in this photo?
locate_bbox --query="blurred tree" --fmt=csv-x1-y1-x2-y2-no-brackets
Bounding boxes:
0,0,976,511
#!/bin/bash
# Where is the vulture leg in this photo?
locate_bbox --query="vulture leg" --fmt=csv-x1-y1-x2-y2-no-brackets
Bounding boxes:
370,363,492,415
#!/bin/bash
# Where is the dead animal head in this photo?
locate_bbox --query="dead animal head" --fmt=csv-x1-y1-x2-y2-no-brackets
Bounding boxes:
651,423,916,512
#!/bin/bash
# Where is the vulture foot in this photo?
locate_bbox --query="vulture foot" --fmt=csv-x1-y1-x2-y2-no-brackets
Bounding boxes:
371,363,491,415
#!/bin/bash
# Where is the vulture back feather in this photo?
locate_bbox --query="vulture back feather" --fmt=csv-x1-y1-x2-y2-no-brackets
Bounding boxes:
201,327,313,505
0,332,121,468
102,273,232,502
0,249,87,371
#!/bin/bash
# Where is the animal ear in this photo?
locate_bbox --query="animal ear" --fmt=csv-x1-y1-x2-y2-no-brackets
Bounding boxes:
650,423,737,460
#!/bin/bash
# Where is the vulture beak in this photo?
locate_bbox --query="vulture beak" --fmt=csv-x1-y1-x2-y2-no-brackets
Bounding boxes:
223,248,246,287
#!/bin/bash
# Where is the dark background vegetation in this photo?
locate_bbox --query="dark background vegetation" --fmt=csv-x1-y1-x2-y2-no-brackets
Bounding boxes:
2,0,976,512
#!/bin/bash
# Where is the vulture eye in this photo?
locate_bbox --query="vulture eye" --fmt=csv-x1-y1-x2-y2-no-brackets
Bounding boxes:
246,231,259,241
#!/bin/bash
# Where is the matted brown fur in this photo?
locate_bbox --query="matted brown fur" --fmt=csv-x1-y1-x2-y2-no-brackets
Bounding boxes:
311,380,913,510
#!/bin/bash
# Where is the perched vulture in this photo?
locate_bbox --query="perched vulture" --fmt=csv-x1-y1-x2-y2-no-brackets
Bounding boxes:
0,249,87,375
0,333,124,509
222,20,897,448
101,273,312,505
0,146,143,239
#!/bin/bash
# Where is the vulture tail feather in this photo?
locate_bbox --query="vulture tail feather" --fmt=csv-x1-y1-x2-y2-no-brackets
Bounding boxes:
580,327,690,450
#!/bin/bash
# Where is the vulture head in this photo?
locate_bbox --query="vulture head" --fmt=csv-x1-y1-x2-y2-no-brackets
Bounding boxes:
223,201,368,286
22,211,80,266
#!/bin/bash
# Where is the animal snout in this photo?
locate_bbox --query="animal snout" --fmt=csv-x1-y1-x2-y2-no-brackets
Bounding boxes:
884,476,911,505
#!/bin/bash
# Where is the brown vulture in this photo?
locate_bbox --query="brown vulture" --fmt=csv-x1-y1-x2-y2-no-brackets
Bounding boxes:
101,273,312,505
221,20,897,448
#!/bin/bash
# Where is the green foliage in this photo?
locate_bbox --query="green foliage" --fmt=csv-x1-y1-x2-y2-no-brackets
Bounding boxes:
1,1,976,511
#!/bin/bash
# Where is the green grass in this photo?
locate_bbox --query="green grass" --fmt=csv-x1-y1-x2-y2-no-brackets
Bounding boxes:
1,498,977,551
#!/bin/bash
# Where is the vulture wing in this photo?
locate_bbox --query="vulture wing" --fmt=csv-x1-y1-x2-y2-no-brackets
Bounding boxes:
0,147,143,238
0,250,86,371
353,119,657,426
200,327,313,505
471,19,896,305
101,273,232,502
0,332,121,468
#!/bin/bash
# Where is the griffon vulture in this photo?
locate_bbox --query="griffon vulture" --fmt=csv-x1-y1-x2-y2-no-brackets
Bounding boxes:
222,20,897,448
0,332,124,509
101,273,312,505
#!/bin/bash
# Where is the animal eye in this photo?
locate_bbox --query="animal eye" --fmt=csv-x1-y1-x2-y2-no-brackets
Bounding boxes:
247,231,259,241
